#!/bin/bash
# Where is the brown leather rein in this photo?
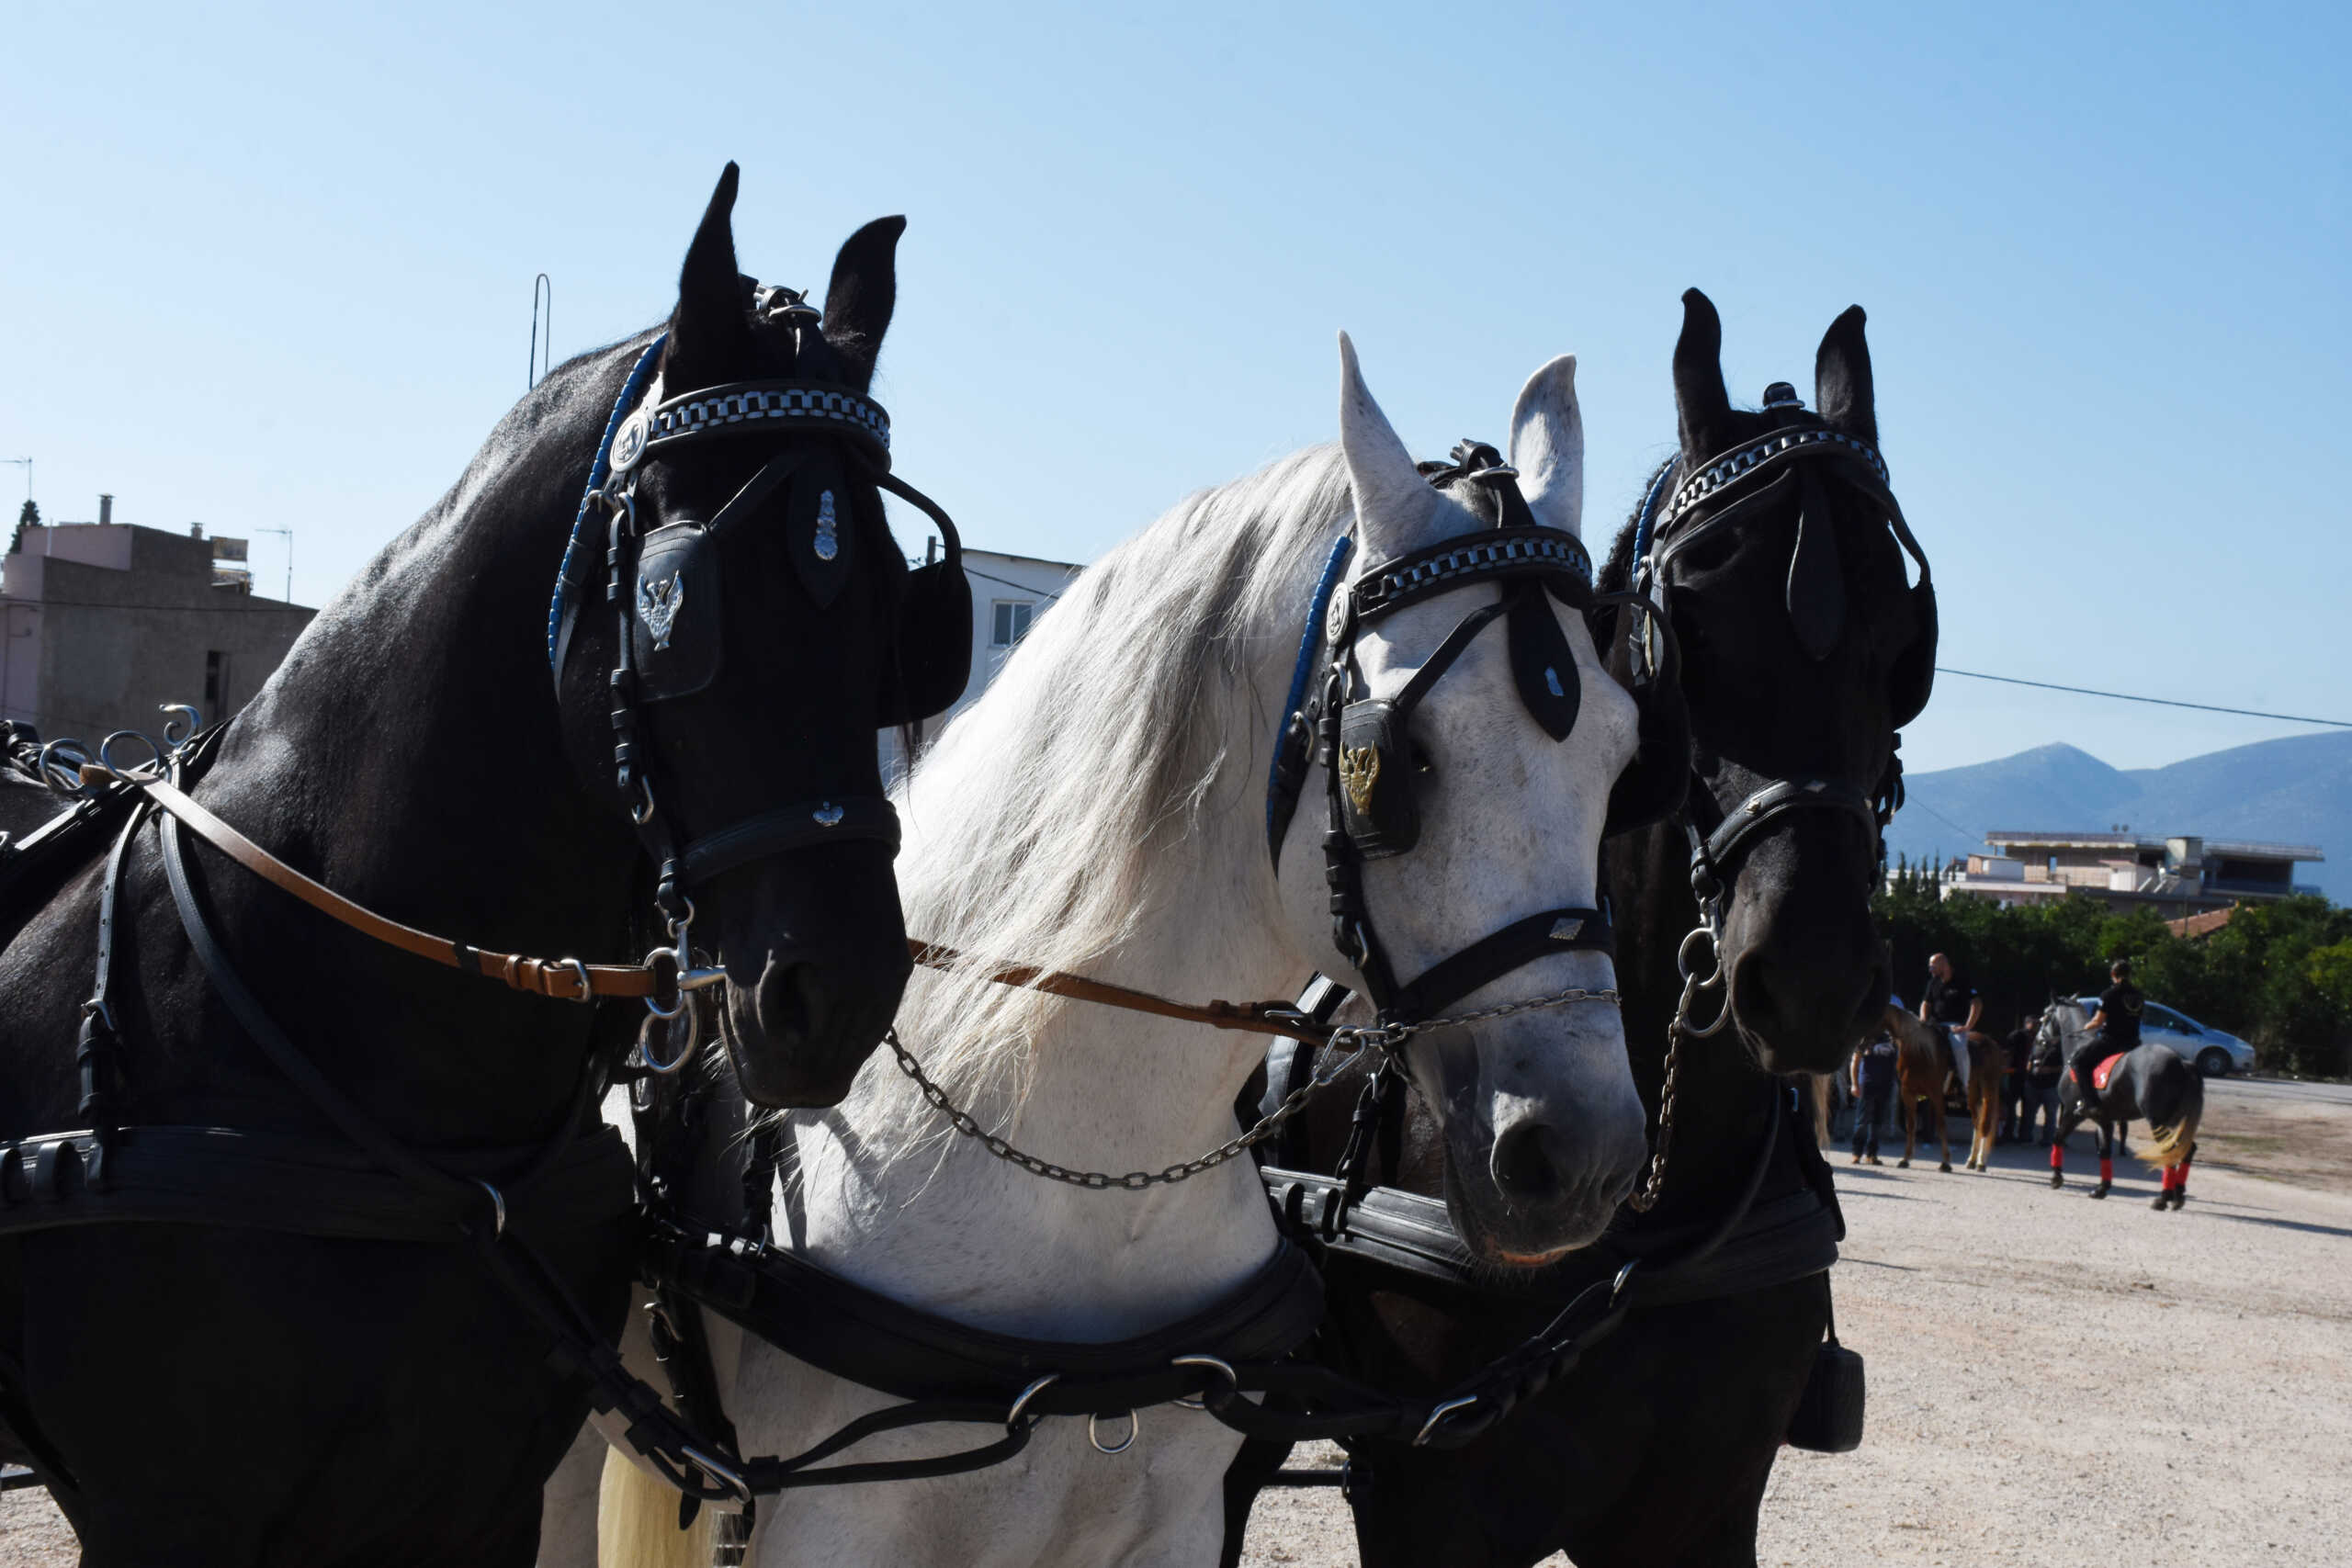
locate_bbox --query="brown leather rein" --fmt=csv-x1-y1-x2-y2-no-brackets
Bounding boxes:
95,768,663,1003
904,941,1337,1044
92,765,1324,1037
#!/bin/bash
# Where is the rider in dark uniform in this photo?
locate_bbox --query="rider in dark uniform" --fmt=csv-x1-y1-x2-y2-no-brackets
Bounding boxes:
2072,958,2143,1110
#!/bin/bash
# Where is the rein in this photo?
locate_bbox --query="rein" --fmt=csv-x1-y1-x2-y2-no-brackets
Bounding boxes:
85,761,684,1003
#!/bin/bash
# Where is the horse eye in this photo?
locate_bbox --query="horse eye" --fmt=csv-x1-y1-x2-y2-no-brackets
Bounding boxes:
1410,740,1436,776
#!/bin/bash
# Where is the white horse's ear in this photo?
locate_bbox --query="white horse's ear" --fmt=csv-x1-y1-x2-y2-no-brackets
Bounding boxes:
1338,332,1439,556
1508,354,1583,537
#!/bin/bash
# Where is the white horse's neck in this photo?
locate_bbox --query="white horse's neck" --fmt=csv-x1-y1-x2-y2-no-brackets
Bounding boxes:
785,684,1295,1340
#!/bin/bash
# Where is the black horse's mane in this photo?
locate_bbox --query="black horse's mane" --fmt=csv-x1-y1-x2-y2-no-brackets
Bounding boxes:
1594,455,1677,596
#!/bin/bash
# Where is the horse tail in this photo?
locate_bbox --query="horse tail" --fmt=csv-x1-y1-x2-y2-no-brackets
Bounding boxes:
2143,1065,2205,1169
598,1447,714,1568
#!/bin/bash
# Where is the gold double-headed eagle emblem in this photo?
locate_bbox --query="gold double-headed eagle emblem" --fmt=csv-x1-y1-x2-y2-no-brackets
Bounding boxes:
1338,745,1381,817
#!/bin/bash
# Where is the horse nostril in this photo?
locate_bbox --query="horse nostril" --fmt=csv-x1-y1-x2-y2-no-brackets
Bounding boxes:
755,961,824,1045
1491,1121,1563,1201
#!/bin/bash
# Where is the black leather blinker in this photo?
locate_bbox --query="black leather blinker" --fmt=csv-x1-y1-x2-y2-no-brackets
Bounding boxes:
633,523,725,702
1335,699,1419,860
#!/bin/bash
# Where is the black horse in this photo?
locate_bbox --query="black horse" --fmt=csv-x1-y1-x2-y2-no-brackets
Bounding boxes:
2043,1002,2203,1209
0,166,951,1565
1227,291,1932,1567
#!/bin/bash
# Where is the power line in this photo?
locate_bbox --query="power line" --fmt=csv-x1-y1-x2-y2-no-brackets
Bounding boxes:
1934,667,2351,730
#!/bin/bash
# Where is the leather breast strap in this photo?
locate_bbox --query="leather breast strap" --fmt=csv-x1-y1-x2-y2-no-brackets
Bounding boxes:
101,770,662,1002
652,1227,1326,1412
1263,1078,1838,1308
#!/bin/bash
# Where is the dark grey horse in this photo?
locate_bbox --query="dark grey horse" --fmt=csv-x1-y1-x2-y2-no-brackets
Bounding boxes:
2042,999,2204,1210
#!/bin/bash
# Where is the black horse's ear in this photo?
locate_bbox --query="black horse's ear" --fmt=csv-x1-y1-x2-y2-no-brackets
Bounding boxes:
1672,288,1734,460
820,215,906,393
1815,305,1877,445
665,163,752,391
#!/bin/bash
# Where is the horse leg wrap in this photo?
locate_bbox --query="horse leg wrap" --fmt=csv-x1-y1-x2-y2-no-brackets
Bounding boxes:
2098,1156,2112,1184
2049,1144,2064,1170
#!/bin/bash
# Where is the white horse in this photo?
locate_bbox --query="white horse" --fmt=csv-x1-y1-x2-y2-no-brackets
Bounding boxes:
558,336,1650,1567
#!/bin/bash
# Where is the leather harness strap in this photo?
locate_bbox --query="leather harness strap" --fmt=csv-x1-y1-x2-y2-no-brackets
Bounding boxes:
101,769,662,1003
906,939,1340,1045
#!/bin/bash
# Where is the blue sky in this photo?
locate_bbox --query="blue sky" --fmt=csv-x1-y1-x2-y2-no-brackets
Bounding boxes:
4,2,2344,774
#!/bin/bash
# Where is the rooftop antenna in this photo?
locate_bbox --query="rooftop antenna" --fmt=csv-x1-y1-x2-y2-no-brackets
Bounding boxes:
254,526,293,603
529,273,553,389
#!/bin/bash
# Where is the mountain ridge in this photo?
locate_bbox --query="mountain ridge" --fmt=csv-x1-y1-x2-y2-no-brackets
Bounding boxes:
1887,731,2349,901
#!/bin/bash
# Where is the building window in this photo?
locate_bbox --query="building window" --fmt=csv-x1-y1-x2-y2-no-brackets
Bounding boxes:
991,601,1034,649
203,650,224,708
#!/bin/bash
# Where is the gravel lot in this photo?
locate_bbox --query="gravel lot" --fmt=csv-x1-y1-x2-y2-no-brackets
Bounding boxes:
8,1079,2346,1566
1238,1075,2352,1567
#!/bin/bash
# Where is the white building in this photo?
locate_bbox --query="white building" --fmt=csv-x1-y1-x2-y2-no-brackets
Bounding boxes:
879,545,1083,782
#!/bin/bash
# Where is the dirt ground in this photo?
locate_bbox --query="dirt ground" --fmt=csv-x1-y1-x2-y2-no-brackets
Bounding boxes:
1237,1074,2352,1567
7,1079,2347,1566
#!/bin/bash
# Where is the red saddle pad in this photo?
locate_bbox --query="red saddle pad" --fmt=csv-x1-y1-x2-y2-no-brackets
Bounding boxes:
2091,1053,2126,1092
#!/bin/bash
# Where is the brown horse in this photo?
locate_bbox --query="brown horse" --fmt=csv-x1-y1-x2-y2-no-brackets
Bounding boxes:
1887,1006,2004,1171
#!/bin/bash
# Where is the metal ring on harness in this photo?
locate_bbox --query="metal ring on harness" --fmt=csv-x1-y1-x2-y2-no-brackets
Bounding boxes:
474,1180,507,1240
1088,1409,1139,1455
1006,1373,1060,1432
638,990,700,1076
1170,1353,1238,1411
1676,925,1722,987
97,728,168,782
37,739,93,796
1413,1393,1481,1448
679,1444,752,1506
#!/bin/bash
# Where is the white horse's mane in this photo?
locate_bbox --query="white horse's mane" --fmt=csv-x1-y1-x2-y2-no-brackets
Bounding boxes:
884,444,1355,1112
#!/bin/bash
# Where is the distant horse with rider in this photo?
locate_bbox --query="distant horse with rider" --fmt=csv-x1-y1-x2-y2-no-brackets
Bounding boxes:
2041,996,2203,1209
1884,1005,2003,1172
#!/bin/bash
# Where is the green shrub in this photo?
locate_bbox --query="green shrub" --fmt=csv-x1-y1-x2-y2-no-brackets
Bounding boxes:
1871,877,2350,1078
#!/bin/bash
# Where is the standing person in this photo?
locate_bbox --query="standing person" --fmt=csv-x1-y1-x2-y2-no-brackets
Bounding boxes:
2069,957,2144,1111
2023,1008,2064,1144
1999,1012,2038,1143
1851,1008,1900,1165
1921,952,1983,1098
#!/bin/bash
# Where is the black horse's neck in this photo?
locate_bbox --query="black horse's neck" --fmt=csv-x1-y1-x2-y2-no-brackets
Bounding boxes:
1605,819,1781,1228
122,339,652,1146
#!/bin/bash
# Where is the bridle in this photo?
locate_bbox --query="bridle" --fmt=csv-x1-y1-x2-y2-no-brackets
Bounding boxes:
1263,443,1675,1031
546,288,972,1065
1619,389,1936,1210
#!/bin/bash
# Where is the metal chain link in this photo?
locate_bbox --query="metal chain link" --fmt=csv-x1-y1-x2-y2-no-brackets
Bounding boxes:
1627,902,1729,1213
886,985,1620,1192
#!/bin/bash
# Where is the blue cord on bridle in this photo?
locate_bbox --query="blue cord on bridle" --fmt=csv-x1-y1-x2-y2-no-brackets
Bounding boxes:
547,333,668,681
1628,456,1678,581
1263,533,1357,852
